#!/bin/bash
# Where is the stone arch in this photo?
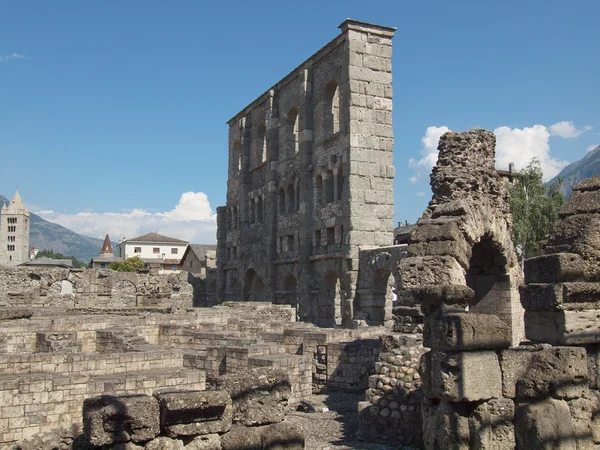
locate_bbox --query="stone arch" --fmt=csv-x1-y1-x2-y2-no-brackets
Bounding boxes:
315,174,323,208
243,268,266,302
287,184,296,213
321,271,343,327
48,280,76,297
286,107,299,156
257,122,267,164
283,274,298,307
278,187,286,214
112,280,137,307
325,170,335,203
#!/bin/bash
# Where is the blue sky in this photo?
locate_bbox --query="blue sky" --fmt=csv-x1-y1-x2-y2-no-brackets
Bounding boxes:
1,1,599,244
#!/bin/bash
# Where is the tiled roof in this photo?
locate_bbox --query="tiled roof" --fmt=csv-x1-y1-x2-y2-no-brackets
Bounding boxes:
126,232,189,244
21,257,73,268
189,244,217,260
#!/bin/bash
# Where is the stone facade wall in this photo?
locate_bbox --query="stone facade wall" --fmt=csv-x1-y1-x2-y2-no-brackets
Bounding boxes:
217,19,396,329
0,192,30,267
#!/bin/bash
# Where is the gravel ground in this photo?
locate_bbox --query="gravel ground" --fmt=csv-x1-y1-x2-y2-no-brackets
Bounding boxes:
286,391,406,450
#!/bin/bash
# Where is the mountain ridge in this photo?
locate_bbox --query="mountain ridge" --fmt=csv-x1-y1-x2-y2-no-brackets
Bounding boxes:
547,145,600,198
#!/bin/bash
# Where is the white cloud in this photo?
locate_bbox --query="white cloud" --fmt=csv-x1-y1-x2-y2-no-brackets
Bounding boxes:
548,121,582,138
408,126,451,182
415,192,425,197
588,144,599,152
409,124,570,183
494,125,569,181
0,53,29,63
34,192,217,244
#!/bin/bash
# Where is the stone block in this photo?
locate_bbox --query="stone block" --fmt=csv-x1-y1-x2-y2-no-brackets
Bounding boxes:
186,433,222,450
155,390,232,438
524,253,584,284
515,398,576,450
521,282,600,311
82,394,160,446
414,284,474,315
221,424,262,450
144,437,184,450
420,350,502,402
261,421,305,449
399,255,466,288
422,400,470,450
586,344,600,389
425,312,511,351
514,346,588,400
211,367,290,426
469,398,515,449
525,310,600,345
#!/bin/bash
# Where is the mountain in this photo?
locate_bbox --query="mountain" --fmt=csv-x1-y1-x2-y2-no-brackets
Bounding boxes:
547,145,600,198
0,195,105,262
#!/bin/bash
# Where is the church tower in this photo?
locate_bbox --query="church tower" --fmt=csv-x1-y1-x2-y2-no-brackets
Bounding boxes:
0,191,30,266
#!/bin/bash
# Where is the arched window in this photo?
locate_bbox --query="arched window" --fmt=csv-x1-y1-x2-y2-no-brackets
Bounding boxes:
257,123,267,164
257,196,263,223
325,80,340,136
287,185,295,214
315,175,323,208
325,170,335,203
287,108,299,156
249,199,256,224
231,141,242,175
278,188,286,214
336,166,344,201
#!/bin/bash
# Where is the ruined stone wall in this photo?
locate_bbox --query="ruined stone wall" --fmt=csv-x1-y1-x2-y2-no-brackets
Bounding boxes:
0,266,196,310
217,19,396,329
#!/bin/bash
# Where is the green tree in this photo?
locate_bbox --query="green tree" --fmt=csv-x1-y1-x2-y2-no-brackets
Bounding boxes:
509,158,565,261
35,249,86,268
110,256,145,272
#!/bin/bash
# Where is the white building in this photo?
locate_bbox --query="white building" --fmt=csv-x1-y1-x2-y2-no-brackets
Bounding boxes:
115,232,189,273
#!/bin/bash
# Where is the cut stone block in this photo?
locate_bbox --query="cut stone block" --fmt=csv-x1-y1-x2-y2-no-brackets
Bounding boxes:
260,421,305,450
221,424,262,450
211,367,291,426
515,398,576,450
413,284,474,315
83,394,160,446
425,312,511,350
144,437,184,450
419,350,502,402
513,346,588,400
422,400,470,450
524,253,584,284
155,390,232,438
186,433,222,450
469,398,515,449
586,344,600,389
525,310,600,345
521,282,600,311
398,255,466,289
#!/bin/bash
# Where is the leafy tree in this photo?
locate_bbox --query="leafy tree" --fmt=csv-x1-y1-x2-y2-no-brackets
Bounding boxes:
509,158,565,262
110,256,145,272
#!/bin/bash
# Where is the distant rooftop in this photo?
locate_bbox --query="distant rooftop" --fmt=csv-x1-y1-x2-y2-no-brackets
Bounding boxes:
21,257,73,268
124,232,189,244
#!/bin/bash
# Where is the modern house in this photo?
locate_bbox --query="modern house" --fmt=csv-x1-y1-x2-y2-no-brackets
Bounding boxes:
179,244,217,277
115,232,189,273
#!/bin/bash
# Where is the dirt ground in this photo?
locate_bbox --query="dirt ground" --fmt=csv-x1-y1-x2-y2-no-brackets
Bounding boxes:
286,391,416,450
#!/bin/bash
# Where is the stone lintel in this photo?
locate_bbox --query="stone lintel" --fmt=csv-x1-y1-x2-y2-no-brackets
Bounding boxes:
339,19,397,38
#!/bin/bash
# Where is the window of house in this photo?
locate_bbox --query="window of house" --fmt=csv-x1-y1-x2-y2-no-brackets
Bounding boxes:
287,235,295,252
100,263,105,269
153,247,160,254
172,265,177,271
171,248,178,254
134,247,141,253
327,227,335,245
315,230,321,248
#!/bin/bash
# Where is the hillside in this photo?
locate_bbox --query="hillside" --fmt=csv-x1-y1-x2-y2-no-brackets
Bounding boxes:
547,145,600,198
0,195,106,262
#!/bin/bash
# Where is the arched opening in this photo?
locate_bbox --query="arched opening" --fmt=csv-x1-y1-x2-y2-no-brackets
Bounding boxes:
325,170,335,203
466,235,512,319
286,108,299,156
243,269,266,302
232,207,238,229
257,122,267,164
322,272,342,327
283,274,298,308
371,268,392,325
325,80,340,135
231,141,242,175
208,279,217,305
278,187,286,215
249,199,256,224
112,281,137,307
287,185,296,213
256,196,263,223
315,175,323,208
336,166,344,201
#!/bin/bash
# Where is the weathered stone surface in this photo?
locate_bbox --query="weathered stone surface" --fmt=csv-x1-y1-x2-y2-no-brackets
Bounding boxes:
413,284,474,315
521,282,600,311
514,347,588,400
260,421,305,450
422,400,470,450
515,398,576,450
525,310,600,345
425,312,511,351
155,390,232,438
586,344,600,389
144,437,184,450
220,425,262,450
420,350,502,402
82,394,160,446
469,398,515,449
211,368,290,426
399,255,466,289
185,434,222,450
524,253,584,284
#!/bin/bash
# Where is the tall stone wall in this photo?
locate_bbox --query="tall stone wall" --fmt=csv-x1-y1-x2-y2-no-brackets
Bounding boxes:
217,19,396,328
